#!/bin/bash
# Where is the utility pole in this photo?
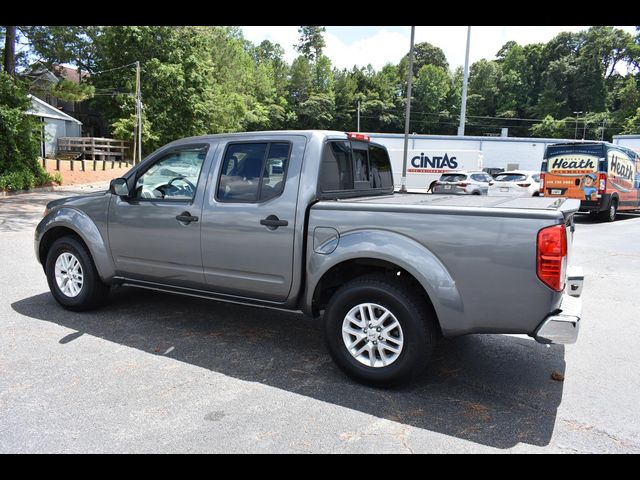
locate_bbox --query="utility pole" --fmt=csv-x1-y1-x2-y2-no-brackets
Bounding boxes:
573,111,582,140
136,61,142,164
400,26,415,194
357,100,360,132
458,26,471,136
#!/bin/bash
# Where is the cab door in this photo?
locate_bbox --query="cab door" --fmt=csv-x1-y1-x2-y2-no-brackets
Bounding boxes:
108,143,214,289
200,135,306,302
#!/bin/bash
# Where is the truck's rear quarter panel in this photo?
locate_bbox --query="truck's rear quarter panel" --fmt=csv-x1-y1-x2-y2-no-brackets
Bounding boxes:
308,195,571,337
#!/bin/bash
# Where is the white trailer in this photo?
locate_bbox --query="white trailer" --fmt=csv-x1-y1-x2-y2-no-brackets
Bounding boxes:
366,132,578,191
613,134,640,151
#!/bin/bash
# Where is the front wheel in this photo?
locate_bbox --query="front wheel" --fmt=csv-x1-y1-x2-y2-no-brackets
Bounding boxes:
45,235,110,311
323,275,438,387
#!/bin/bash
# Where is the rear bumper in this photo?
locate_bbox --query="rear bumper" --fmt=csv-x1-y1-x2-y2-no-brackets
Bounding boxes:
534,267,584,345
578,195,609,213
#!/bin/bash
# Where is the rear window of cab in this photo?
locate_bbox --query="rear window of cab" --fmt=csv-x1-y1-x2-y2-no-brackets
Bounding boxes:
319,140,393,196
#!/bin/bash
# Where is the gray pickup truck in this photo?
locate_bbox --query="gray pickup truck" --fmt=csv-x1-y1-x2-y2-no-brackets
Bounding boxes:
35,131,584,386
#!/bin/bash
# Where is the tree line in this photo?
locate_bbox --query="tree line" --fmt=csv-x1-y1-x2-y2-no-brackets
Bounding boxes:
2,25,640,157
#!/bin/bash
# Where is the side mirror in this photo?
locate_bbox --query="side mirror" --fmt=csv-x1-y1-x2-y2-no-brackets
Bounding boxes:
110,178,130,197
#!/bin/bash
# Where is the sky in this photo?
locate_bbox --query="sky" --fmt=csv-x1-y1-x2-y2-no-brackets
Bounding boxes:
241,26,638,71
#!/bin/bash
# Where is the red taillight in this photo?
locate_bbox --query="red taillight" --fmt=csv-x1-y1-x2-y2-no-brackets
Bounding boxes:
517,183,531,187
347,132,370,142
598,173,607,193
537,224,567,292
458,182,469,187
539,173,545,192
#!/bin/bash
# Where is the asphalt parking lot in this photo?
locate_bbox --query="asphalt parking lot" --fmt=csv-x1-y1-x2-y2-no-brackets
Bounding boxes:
1,185,640,453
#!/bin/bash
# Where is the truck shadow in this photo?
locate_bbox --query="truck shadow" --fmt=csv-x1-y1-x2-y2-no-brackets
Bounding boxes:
12,287,565,449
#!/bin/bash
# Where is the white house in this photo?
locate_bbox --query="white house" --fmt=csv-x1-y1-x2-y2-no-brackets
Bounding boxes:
27,94,82,158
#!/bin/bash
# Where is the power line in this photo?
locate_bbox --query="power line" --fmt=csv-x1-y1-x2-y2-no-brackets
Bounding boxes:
90,62,138,76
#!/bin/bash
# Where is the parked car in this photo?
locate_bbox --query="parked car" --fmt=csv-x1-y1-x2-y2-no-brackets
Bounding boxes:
488,170,541,197
35,131,584,387
431,170,494,195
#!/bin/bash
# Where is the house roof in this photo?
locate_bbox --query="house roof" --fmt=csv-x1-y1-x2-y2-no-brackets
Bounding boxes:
52,64,89,84
24,63,90,85
27,95,83,125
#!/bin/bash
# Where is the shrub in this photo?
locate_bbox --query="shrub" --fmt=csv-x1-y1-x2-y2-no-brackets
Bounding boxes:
0,72,44,189
0,164,54,192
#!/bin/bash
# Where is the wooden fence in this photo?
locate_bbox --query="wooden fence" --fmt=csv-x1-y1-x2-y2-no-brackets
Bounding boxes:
55,137,132,171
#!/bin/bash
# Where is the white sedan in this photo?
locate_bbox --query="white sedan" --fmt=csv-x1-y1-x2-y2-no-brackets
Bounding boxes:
487,170,541,197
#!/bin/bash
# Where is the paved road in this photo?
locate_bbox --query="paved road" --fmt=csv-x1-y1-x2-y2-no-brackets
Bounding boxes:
1,188,639,453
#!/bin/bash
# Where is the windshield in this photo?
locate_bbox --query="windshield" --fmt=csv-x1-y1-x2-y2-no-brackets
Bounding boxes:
439,174,467,182
494,173,527,182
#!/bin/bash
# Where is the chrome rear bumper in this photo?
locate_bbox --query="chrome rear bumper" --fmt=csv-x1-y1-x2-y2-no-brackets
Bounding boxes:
534,267,584,345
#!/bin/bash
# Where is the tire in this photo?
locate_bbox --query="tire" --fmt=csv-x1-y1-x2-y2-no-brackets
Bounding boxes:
45,235,110,311
323,274,437,387
599,198,618,222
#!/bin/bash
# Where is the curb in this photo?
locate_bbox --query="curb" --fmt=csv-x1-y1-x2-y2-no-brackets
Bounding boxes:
0,181,109,198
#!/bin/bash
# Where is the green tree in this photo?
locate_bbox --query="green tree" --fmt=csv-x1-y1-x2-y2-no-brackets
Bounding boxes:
289,55,313,105
622,107,640,134
295,26,326,61
399,41,449,79
584,26,634,80
22,26,100,76
413,64,453,133
333,67,359,131
530,115,571,138
90,26,263,150
467,59,500,118
0,73,51,190
2,26,16,75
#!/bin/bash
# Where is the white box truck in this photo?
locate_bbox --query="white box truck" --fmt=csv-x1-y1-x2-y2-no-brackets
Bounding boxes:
367,133,483,193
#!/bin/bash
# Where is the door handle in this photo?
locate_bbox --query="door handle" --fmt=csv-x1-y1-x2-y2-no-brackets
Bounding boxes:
176,211,199,224
260,215,288,230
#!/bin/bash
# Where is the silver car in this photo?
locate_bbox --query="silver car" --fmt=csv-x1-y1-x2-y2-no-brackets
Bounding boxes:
432,171,494,195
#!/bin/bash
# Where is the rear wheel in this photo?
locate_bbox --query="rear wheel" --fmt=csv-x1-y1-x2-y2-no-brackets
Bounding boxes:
323,274,437,387
599,198,618,222
45,236,110,311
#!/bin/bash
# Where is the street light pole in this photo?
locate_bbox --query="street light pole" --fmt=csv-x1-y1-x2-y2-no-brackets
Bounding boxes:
357,100,360,133
458,26,472,136
400,26,415,194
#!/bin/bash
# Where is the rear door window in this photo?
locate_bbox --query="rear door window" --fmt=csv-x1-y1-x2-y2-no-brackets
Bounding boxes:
217,142,291,202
